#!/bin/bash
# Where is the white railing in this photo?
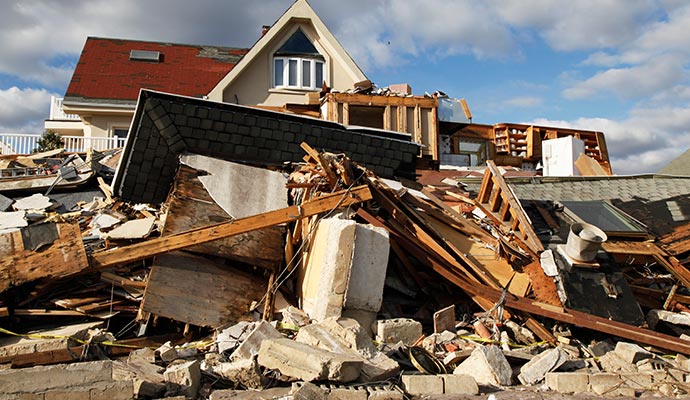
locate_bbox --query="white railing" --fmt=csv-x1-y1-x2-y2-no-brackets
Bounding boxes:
0,133,127,155
49,96,81,121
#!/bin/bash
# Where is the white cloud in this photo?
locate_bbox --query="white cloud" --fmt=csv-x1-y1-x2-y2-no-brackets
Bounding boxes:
562,55,687,100
492,0,658,51
0,87,56,133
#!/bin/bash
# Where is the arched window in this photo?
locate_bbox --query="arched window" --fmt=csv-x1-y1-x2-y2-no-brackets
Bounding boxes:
273,28,324,90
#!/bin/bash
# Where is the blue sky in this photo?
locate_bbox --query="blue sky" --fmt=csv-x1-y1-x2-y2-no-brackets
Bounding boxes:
1,0,689,174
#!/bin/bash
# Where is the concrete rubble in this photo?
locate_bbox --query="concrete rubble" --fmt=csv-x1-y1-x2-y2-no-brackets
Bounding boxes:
4,95,690,400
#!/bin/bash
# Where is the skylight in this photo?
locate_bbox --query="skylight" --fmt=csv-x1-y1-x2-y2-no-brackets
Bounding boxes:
561,200,646,235
129,50,161,62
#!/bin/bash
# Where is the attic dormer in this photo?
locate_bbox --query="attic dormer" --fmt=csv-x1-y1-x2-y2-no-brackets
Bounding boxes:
272,28,324,90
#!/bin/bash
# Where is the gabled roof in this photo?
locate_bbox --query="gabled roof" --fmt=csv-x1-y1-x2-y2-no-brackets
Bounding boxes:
64,37,248,106
659,147,690,175
207,0,367,100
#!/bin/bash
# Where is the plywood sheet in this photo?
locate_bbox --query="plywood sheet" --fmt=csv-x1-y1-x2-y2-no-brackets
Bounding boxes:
141,251,267,327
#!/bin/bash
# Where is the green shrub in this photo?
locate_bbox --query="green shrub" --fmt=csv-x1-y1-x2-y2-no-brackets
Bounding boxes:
35,129,64,153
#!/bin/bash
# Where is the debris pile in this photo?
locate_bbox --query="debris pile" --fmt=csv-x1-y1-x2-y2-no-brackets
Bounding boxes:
2,139,690,399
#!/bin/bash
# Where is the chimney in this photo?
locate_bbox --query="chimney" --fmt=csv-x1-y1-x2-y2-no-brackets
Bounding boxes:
261,25,271,37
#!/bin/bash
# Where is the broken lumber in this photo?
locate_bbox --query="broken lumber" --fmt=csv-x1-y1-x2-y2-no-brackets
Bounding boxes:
90,185,371,270
0,223,89,293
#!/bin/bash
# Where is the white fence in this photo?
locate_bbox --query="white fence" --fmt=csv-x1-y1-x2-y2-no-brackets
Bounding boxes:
0,133,127,155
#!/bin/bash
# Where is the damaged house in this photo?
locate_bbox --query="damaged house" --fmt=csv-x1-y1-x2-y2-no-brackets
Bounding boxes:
3,0,690,399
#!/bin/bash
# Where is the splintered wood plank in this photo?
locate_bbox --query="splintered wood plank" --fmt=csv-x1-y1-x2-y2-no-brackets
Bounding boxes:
477,169,494,204
163,165,284,269
90,185,372,270
141,252,267,327
575,153,609,176
420,212,530,297
0,223,88,294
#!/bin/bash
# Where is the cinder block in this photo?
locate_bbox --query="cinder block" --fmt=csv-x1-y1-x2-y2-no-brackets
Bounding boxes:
620,373,653,390
441,374,479,394
367,385,404,399
401,374,444,395
546,372,589,394
589,373,623,396
328,386,368,400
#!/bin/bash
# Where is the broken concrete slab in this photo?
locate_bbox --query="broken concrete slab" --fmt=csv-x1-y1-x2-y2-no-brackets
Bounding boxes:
180,154,288,219
0,321,102,358
0,360,133,398
518,346,569,385
291,382,329,400
598,350,638,373
113,359,166,399
295,317,399,382
216,358,264,389
257,338,362,382
217,321,254,354
229,320,282,362
105,217,156,239
453,345,512,386
614,341,654,364
164,359,201,399
647,309,690,330
372,318,422,345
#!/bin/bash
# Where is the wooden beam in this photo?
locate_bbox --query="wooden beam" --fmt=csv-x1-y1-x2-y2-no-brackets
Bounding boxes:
327,92,437,108
484,161,544,253
90,185,372,270
383,105,391,130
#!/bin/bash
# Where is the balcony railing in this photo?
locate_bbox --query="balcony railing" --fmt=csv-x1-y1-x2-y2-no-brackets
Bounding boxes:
49,96,81,121
0,133,127,155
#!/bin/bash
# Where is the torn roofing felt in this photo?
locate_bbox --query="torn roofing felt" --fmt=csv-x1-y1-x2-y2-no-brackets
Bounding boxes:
113,90,421,203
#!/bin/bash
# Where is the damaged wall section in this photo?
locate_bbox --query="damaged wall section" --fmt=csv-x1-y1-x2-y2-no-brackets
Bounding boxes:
113,90,420,204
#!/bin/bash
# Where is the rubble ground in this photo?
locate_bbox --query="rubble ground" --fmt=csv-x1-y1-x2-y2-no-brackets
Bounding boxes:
2,142,690,399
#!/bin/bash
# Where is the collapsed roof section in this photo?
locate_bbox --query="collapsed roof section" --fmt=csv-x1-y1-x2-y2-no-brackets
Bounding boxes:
113,90,421,203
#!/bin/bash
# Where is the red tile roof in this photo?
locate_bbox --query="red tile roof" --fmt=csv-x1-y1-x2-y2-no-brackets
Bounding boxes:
65,37,248,103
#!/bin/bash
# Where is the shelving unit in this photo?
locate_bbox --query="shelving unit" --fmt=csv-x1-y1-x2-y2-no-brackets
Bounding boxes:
492,123,611,174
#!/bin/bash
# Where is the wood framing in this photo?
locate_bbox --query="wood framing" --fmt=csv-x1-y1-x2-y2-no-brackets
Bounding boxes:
322,92,440,160
477,161,544,254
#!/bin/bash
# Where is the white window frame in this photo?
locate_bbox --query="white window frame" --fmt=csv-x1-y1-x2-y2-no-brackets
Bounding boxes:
273,56,324,90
